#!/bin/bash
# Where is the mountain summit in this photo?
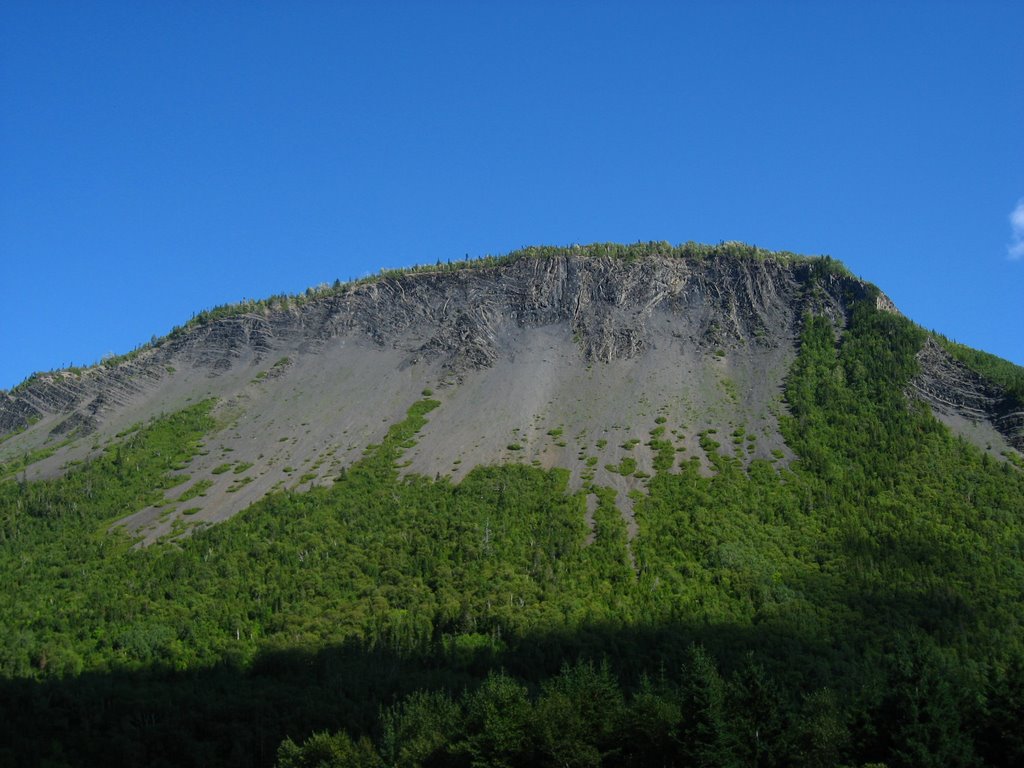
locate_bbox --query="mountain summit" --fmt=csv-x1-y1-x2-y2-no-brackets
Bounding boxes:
2,242,1023,767
3,243,1019,544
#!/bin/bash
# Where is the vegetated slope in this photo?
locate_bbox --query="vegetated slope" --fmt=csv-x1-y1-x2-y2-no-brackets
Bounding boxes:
1,243,1023,767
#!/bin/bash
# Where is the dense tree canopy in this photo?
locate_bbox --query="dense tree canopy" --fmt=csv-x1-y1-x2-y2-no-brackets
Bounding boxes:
1,300,1022,767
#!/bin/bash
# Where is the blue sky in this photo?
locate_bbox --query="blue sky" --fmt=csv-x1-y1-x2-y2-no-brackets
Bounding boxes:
2,1,1022,390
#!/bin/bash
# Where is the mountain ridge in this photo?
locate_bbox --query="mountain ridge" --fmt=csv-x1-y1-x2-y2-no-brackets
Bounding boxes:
0,242,860,394
0,243,878,428
1,243,1021,547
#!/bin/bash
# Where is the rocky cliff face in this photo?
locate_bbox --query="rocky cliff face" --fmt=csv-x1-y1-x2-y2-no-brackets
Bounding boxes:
0,253,869,437
1,249,1018,543
911,339,1024,452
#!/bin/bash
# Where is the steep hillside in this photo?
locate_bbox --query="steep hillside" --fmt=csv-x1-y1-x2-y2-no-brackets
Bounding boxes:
4,243,1018,546
2,243,1023,768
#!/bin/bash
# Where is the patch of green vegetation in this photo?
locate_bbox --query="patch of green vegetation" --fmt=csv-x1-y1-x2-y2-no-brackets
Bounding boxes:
1,397,214,540
506,443,523,451
211,463,233,475
596,438,607,450
698,431,719,448
605,456,637,475
648,437,675,472
546,427,563,438
721,377,738,402
181,507,201,516
233,462,254,475
227,477,253,493
178,478,214,501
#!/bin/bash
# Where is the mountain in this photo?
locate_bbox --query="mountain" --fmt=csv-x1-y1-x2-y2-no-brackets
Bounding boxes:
1,242,1023,768
4,244,1019,542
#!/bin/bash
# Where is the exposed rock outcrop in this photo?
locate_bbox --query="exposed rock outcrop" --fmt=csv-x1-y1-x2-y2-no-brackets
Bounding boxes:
4,249,1012,467
910,339,1024,452
0,361,160,438
6,252,865,436
4,247,1018,544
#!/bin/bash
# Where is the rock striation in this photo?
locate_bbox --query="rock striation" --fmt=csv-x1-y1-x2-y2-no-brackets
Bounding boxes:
911,339,1024,452
2,247,1020,489
1,252,875,437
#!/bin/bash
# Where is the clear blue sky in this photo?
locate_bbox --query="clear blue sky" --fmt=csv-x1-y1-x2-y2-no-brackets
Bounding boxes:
2,1,1022,390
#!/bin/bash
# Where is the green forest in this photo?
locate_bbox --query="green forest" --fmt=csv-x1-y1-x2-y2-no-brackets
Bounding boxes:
1,298,1023,767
